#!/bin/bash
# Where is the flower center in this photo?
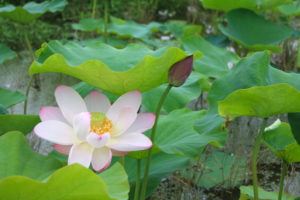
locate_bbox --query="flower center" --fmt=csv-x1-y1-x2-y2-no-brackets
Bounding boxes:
90,112,113,135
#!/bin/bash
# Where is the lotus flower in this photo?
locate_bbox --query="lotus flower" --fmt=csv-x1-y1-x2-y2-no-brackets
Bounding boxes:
34,85,154,171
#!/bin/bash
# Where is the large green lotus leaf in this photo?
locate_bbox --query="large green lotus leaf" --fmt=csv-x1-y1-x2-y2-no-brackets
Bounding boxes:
239,186,296,200
142,72,203,113
154,109,217,157
125,152,190,198
181,152,247,189
29,41,190,95
0,43,17,64
196,51,300,146
0,164,113,200
0,131,62,180
263,120,300,163
99,163,129,200
276,2,300,16
182,35,239,79
200,0,292,12
219,83,300,119
0,88,26,108
72,17,161,40
0,115,40,135
159,20,202,39
219,9,294,52
288,113,300,144
0,0,67,24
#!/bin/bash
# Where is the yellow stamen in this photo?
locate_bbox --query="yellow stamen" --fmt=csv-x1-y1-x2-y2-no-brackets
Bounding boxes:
90,112,113,135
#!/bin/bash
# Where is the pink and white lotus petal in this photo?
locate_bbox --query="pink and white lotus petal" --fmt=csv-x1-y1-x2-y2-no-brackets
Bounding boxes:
39,106,67,123
113,106,137,135
84,90,111,113
87,132,110,148
111,149,128,156
124,113,156,134
106,91,141,122
55,85,87,124
53,144,72,155
109,132,152,151
34,120,77,145
91,147,112,172
73,112,91,141
68,142,94,167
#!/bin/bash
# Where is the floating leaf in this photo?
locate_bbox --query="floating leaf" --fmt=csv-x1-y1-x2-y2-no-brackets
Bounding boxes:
263,120,300,163
181,152,247,189
182,35,239,79
30,41,191,95
0,0,67,24
200,0,292,12
0,43,17,64
219,9,293,52
0,115,40,135
142,72,203,113
0,87,26,108
125,152,190,197
239,185,296,200
99,163,129,200
0,131,62,180
219,83,300,119
0,164,113,200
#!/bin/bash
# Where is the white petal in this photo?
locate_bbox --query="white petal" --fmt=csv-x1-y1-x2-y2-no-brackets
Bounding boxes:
34,120,77,145
68,142,94,168
113,106,137,136
92,147,112,172
55,85,87,124
39,106,67,123
53,144,72,155
84,90,111,113
73,112,91,141
106,91,141,122
124,113,155,134
109,132,152,151
87,132,110,148
111,149,128,156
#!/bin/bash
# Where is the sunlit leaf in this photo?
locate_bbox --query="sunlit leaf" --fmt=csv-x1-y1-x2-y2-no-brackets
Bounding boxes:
239,186,296,200
219,9,293,52
0,0,67,24
0,43,17,64
0,131,62,180
0,87,26,108
263,120,300,163
0,164,112,200
276,1,300,16
0,115,40,135
29,41,191,95
219,83,300,119
99,163,129,200
200,0,292,12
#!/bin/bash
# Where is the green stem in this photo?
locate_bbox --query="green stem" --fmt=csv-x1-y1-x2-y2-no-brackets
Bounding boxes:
91,0,97,19
119,156,125,166
23,76,34,114
24,31,35,61
103,0,110,43
134,159,141,200
252,118,268,200
278,161,288,200
139,84,172,200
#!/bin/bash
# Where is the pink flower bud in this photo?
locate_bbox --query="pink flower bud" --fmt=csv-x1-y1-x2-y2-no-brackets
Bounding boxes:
168,55,193,87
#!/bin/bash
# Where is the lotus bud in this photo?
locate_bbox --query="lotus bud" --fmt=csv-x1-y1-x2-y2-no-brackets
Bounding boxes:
168,55,193,87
